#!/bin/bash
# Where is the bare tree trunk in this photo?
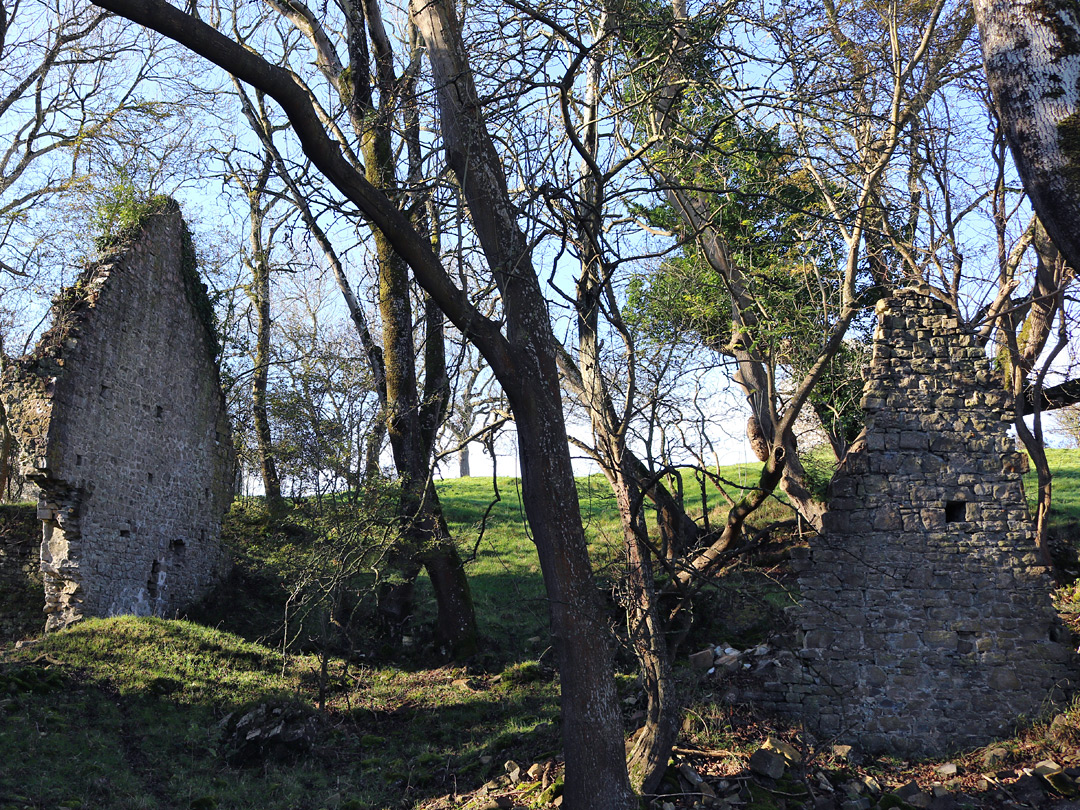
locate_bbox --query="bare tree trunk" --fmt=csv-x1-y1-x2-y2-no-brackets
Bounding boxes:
1007,284,1069,583
421,486,477,656
375,195,478,659
411,1,634,801
974,0,1080,272
510,391,634,809
256,0,479,657
246,184,284,512
362,419,385,484
1016,415,1057,578
614,470,679,795
987,129,1070,582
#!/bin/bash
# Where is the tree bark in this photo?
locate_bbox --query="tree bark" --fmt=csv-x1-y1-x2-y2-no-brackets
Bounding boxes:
616,471,678,796
243,162,284,512
974,0,1080,272
259,0,478,658
420,481,477,656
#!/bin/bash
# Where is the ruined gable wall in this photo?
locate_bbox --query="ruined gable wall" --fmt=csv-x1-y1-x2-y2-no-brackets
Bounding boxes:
1,202,235,628
0,505,43,640
765,288,1074,756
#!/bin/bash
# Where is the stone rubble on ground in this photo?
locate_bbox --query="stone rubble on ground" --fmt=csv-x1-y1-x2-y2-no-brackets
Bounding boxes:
691,639,780,681
748,745,787,779
218,700,319,766
455,740,1080,810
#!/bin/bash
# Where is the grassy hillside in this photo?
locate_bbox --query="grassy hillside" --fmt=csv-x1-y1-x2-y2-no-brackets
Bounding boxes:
2,451,1080,809
0,616,567,810
1034,448,1080,534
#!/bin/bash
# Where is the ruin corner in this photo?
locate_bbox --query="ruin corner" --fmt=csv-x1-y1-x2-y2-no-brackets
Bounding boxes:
1,200,235,629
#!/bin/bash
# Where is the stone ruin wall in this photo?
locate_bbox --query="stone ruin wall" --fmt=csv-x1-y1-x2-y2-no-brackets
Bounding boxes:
0,506,42,638
1,202,235,629
760,287,1075,756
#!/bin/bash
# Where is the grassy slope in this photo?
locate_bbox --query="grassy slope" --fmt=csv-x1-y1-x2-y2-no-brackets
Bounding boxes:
2,452,1080,809
1035,448,1080,534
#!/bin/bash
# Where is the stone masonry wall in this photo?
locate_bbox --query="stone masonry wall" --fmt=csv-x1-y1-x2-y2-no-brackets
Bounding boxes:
0,505,42,640
768,287,1075,756
0,202,235,629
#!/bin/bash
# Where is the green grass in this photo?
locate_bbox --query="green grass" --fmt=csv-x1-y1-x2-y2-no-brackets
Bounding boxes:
0,617,564,810
0,465,795,810
1029,448,1080,533
4,451,1080,809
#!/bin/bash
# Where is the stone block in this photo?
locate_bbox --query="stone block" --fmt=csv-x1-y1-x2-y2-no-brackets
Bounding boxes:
872,506,902,531
749,747,786,779
688,648,714,673
763,736,802,765
987,668,1022,690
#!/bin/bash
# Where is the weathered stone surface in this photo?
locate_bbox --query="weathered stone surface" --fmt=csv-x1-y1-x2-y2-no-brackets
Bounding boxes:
766,288,1075,756
220,700,319,765
1035,760,1077,795
748,746,786,779
0,505,43,639
688,647,715,673
678,763,704,786
896,781,932,808
1,202,235,629
763,736,802,765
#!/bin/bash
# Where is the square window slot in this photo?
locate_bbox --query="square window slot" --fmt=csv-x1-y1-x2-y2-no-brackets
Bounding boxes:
945,500,968,523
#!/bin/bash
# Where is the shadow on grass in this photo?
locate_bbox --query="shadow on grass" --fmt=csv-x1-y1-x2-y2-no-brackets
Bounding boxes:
0,616,563,810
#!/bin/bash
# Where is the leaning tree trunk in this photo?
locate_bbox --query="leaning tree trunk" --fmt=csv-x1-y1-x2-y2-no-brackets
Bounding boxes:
509,386,635,809
974,0,1080,272
377,230,478,658
334,0,479,659
93,2,635,804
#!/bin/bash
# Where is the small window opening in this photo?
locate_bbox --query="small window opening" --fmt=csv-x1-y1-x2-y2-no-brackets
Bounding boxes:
155,405,163,418
147,472,153,484
75,454,82,467
119,529,130,538
147,559,161,599
945,500,968,523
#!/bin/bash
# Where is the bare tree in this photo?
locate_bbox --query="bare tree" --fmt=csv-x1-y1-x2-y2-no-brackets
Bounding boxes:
223,148,286,509
439,330,508,479
89,1,637,803
219,4,479,658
